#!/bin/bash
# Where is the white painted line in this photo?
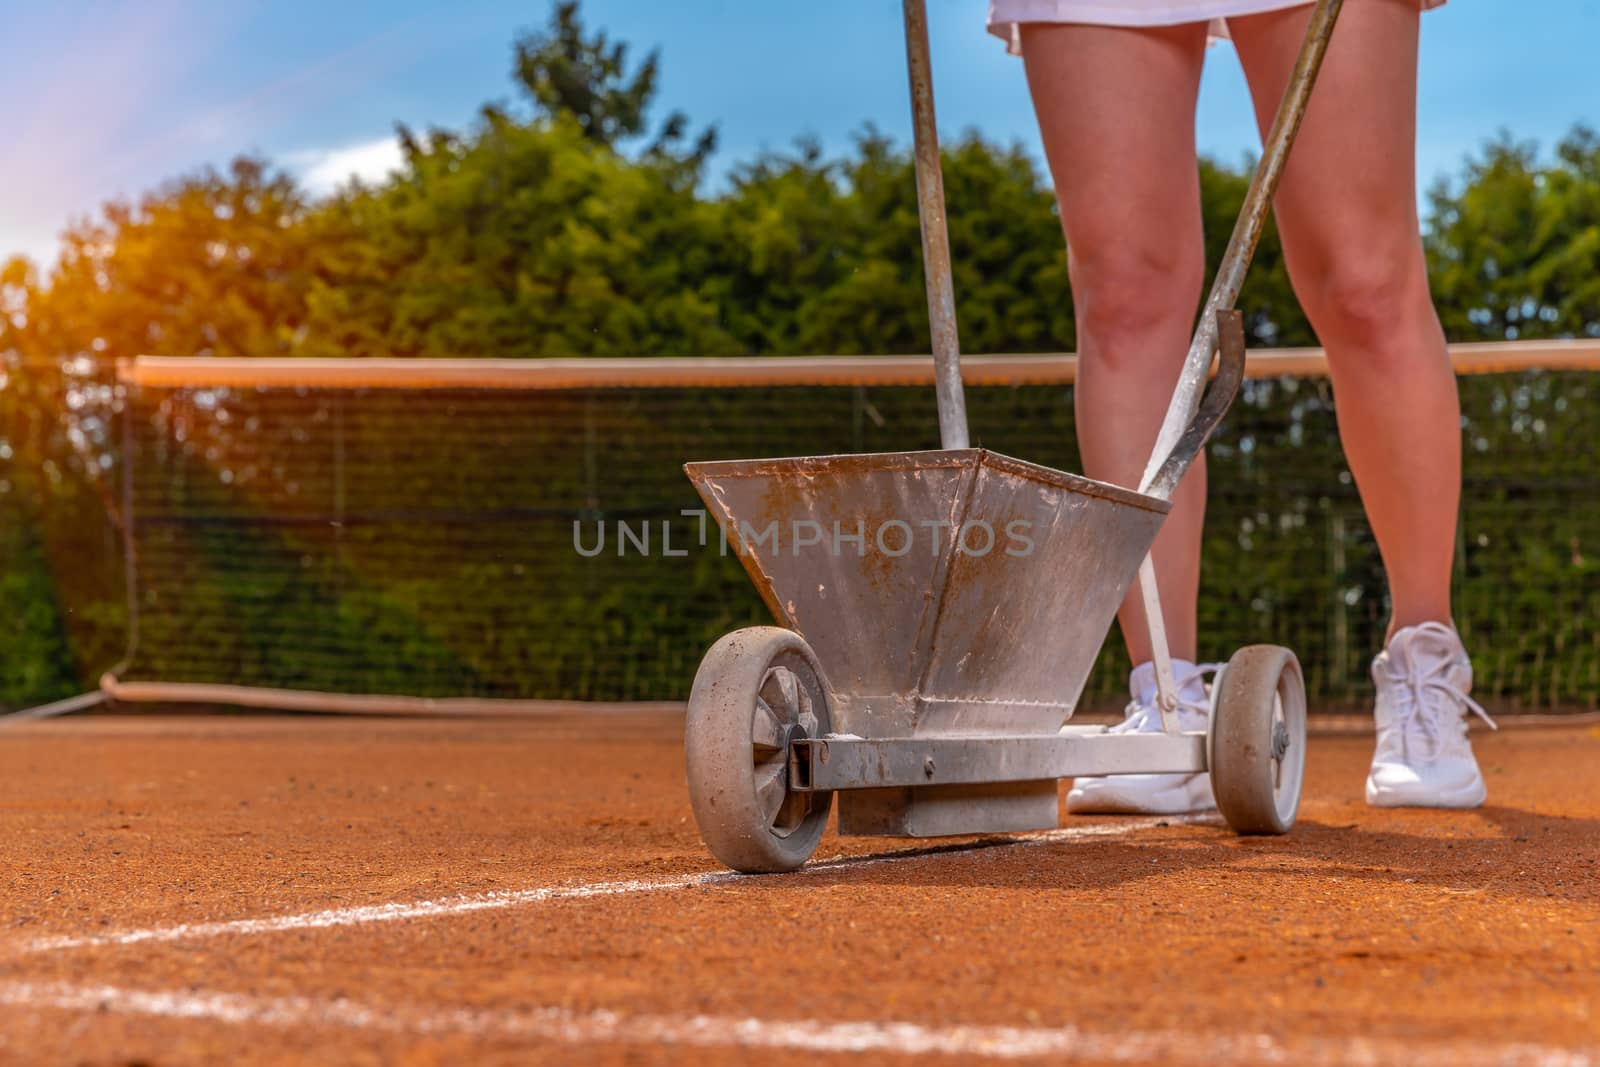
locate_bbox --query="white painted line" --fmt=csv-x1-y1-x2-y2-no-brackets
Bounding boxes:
0,980,1593,1066
12,815,1216,956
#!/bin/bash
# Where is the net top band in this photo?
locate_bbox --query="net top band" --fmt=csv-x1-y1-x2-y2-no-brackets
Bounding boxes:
117,340,1600,391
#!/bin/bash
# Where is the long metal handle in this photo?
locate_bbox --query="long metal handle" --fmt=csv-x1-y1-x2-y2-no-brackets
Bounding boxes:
903,0,970,450
1138,0,1343,497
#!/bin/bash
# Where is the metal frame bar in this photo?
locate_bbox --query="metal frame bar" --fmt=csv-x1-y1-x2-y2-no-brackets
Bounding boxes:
793,730,1207,792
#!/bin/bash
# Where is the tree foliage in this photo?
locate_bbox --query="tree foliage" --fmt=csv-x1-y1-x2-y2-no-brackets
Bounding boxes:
304,116,733,357
1426,127,1600,341
510,0,715,163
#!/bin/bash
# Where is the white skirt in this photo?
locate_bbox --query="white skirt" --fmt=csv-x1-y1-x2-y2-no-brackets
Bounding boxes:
987,0,1446,54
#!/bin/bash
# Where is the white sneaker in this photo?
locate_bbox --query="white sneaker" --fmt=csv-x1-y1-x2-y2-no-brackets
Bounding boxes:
1067,659,1219,815
1366,622,1496,809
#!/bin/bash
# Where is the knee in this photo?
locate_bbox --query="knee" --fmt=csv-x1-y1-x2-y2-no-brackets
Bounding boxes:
1301,256,1436,358
1068,244,1201,364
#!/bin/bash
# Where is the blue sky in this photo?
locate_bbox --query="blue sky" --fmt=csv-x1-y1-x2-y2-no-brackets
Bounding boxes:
2,0,1596,268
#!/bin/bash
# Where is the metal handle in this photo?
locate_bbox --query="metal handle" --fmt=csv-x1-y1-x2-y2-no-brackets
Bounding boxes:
1146,310,1248,499
1138,0,1343,497
903,0,970,450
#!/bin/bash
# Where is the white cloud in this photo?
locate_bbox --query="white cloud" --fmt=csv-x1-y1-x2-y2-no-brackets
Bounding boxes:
289,137,404,196
1,136,408,264
0,227,63,270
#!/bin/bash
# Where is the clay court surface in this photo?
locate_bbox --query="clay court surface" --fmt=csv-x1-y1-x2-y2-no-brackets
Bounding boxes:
0,711,1596,1065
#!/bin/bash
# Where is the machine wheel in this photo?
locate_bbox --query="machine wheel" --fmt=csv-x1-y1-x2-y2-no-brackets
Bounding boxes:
685,627,833,872
1209,644,1306,835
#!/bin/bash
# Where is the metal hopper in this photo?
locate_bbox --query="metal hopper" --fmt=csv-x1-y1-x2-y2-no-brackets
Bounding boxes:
684,314,1243,839
685,450,1168,739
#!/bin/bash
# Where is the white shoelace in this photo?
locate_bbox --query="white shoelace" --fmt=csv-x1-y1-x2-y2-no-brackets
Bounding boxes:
1111,662,1222,735
1377,622,1497,760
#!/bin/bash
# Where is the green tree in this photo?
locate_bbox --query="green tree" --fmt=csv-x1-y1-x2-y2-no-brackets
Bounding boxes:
1426,127,1600,341
34,157,312,364
304,115,734,358
0,517,80,709
1,255,124,707
706,131,1072,357
509,0,715,164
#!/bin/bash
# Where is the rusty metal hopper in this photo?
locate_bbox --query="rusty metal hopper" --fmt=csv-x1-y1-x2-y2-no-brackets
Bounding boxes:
686,449,1169,739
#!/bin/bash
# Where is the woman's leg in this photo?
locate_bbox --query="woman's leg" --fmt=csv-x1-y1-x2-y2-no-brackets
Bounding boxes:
1020,20,1210,665
1230,2,1489,807
1229,1,1456,635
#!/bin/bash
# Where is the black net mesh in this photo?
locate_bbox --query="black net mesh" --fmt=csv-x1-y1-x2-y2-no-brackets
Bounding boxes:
120,369,1600,710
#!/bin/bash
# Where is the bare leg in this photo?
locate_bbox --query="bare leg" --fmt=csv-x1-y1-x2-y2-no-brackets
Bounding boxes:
1230,0,1457,635
1020,21,1210,663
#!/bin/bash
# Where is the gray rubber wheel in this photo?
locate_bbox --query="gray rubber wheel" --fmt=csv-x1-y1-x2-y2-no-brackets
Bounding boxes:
685,627,833,873
1209,644,1307,835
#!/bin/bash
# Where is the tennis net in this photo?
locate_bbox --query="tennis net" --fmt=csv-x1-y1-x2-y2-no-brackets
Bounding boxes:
101,341,1600,713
